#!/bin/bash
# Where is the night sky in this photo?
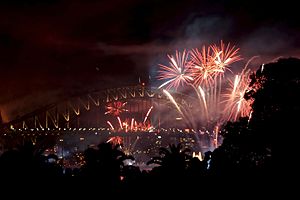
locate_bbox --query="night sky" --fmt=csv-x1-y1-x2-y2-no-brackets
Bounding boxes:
0,0,299,121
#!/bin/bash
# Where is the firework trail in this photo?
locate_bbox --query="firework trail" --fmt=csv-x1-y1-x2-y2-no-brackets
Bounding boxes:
198,86,209,121
214,125,220,148
143,106,154,124
124,120,129,132
107,116,153,132
107,136,122,146
107,121,115,130
156,41,251,150
117,116,123,130
163,89,184,116
131,118,134,131
127,136,140,155
223,67,252,121
122,136,140,155
107,136,137,155
211,41,241,118
222,56,258,121
188,42,241,124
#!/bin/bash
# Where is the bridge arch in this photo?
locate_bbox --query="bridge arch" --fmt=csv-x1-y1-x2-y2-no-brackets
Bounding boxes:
2,85,193,131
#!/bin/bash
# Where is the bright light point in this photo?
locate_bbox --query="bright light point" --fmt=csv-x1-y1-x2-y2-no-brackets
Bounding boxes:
192,152,203,161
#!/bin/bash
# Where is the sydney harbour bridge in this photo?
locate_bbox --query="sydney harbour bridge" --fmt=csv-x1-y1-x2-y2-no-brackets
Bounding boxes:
0,85,214,165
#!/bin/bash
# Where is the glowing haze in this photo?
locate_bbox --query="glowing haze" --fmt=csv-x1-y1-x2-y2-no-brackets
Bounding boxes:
0,0,299,122
157,41,253,137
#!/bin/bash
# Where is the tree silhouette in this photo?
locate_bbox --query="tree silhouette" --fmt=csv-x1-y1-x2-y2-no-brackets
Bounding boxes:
246,58,300,174
0,140,62,178
80,142,134,187
145,143,209,192
147,144,192,173
210,58,300,177
146,143,193,190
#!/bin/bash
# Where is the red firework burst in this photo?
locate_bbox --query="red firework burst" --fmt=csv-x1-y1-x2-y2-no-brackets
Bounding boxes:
107,136,123,146
189,46,217,87
211,40,242,74
223,69,253,121
105,101,128,116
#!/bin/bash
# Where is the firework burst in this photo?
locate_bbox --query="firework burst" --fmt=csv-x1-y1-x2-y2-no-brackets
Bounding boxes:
156,41,250,151
107,113,153,132
211,40,242,74
107,136,123,146
105,101,128,116
157,50,193,90
189,46,216,87
223,68,252,121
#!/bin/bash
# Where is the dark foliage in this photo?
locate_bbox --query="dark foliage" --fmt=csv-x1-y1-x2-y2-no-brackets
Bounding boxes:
210,58,300,178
